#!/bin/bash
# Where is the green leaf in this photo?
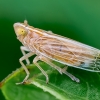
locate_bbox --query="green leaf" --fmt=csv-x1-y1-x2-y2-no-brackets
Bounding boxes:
0,62,100,100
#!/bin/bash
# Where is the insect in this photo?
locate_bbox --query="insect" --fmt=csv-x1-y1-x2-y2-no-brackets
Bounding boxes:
13,20,100,84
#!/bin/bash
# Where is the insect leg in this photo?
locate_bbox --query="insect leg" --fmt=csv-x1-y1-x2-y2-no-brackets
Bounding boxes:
20,46,31,64
16,52,35,85
40,56,62,74
61,66,80,83
33,56,49,83
39,56,80,83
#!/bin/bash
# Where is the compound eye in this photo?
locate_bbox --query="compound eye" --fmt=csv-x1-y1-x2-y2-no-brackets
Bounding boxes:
21,29,25,34
17,28,27,36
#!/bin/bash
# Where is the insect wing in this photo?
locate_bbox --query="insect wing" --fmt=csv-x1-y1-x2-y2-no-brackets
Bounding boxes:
34,33,100,72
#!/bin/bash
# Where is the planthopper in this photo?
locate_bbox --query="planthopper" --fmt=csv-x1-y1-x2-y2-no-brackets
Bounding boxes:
13,20,100,84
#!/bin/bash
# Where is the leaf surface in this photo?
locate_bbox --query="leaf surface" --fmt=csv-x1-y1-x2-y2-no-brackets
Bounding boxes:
1,62,100,100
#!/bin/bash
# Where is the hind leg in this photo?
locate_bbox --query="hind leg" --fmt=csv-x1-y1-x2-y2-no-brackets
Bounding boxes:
39,56,80,83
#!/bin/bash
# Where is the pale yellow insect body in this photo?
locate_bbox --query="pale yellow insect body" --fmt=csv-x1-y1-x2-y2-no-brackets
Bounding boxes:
13,20,100,84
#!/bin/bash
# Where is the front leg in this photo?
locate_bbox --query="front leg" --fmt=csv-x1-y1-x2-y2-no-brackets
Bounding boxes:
20,46,31,64
16,52,35,85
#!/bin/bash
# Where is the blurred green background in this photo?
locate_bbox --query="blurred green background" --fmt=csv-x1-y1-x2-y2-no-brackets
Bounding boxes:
0,0,100,99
